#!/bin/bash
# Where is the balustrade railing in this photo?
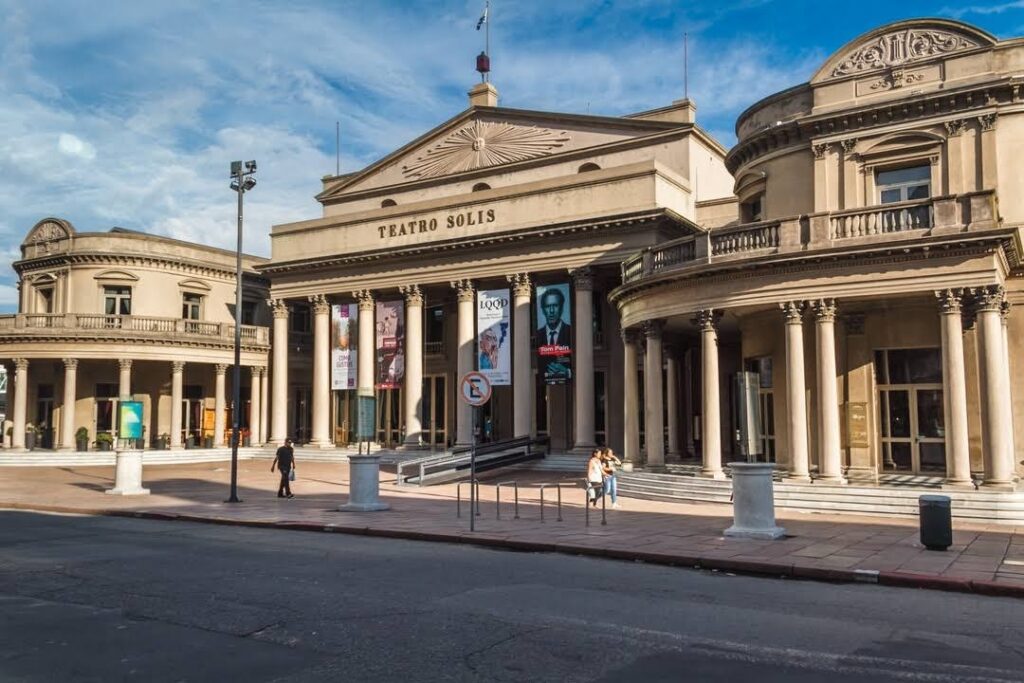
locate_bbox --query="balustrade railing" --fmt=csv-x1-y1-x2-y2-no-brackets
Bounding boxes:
0,313,268,344
711,220,780,256
829,199,932,239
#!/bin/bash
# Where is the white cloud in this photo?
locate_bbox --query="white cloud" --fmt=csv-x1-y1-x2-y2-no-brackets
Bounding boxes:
57,133,96,160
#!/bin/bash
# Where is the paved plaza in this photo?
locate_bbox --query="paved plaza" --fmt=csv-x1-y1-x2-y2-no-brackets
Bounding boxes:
1,459,1022,597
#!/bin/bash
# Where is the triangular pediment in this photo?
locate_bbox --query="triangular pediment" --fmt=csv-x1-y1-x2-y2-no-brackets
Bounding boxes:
319,107,685,200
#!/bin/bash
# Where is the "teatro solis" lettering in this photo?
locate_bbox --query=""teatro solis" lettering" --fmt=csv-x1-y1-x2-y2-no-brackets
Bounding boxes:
377,209,496,239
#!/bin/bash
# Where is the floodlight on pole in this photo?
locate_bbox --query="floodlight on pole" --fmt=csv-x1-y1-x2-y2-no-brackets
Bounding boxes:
227,159,257,504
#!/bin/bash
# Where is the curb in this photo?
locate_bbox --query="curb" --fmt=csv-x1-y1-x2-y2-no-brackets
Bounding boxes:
5,502,1023,600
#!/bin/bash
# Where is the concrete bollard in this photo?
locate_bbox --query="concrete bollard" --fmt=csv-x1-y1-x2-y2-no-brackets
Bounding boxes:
339,454,390,511
105,449,150,496
724,462,785,540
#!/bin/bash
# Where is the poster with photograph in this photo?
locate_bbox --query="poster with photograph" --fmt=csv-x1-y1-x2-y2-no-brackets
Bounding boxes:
331,304,357,390
375,300,404,389
535,283,572,384
476,288,511,385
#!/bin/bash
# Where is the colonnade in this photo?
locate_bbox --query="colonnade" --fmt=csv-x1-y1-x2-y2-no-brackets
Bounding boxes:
622,286,1017,489
4,358,268,451
269,269,601,450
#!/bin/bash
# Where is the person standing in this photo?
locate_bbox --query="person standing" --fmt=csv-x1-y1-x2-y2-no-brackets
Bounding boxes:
271,438,296,498
586,449,605,507
601,448,622,509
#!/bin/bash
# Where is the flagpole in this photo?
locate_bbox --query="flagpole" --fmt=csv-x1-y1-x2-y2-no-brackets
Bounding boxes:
485,0,490,76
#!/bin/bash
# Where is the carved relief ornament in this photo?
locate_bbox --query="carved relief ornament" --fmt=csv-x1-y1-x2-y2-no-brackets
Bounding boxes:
829,29,979,78
402,120,570,179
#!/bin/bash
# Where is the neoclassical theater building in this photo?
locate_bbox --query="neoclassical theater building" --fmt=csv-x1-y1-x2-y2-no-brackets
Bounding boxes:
3,18,1023,493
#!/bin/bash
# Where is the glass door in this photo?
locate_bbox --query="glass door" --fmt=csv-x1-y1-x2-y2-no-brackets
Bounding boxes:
876,348,945,474
421,375,447,448
291,387,311,444
375,388,403,447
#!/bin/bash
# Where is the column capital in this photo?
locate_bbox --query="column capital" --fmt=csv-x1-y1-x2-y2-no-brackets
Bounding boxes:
812,298,837,323
506,272,532,298
215,363,229,375
13,358,28,371
642,319,664,339
118,358,133,371
978,113,997,132
944,119,966,137
62,358,79,370
693,309,720,331
308,293,330,315
267,298,289,319
779,300,805,324
936,288,965,314
621,327,642,345
251,366,262,378
353,289,375,312
399,284,424,306
171,361,186,373
971,285,1005,313
812,143,831,159
1001,299,1011,321
570,267,594,291
450,279,475,302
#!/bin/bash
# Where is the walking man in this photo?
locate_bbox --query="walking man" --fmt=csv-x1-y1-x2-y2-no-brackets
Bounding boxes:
271,438,296,498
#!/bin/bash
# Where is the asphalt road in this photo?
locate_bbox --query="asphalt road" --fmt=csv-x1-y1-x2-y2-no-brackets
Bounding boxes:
1,511,1023,682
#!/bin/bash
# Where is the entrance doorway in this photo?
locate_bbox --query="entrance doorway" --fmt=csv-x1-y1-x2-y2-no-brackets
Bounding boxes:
875,348,945,474
421,375,447,447
36,384,55,449
376,388,403,447
292,387,311,443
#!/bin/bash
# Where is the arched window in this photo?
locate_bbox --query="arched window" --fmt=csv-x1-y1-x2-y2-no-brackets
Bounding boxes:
472,182,491,192
381,199,397,208
578,163,601,173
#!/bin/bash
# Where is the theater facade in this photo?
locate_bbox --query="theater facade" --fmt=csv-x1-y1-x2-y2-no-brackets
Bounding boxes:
3,18,1022,494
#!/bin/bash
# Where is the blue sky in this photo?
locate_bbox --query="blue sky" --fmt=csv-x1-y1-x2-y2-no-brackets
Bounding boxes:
0,0,1019,311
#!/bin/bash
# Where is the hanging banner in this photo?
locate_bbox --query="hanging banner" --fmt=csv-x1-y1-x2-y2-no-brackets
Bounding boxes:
375,300,405,389
536,283,572,384
331,304,358,390
476,288,511,386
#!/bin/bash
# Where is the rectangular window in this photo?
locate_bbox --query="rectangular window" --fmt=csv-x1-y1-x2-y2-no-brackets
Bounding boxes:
741,193,765,222
877,165,930,204
103,286,132,315
290,304,311,333
241,300,257,325
425,304,445,353
182,293,202,320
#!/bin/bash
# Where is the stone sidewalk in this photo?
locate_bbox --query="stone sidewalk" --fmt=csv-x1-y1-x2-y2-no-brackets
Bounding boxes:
2,460,1022,598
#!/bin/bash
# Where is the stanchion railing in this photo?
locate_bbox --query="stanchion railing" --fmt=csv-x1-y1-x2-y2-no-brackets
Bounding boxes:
456,479,482,518
495,481,519,520
584,480,608,527
538,483,566,522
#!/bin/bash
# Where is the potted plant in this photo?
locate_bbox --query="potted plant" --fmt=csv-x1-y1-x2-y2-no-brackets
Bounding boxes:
75,427,89,452
5,426,11,449
25,423,36,451
185,434,195,449
156,433,169,450
95,432,114,451
203,434,213,449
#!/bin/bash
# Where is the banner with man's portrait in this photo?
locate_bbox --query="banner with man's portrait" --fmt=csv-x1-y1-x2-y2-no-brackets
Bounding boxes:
331,304,357,390
535,283,572,384
375,300,405,389
476,288,510,385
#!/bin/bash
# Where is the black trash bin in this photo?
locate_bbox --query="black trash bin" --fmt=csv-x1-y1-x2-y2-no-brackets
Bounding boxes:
919,494,952,551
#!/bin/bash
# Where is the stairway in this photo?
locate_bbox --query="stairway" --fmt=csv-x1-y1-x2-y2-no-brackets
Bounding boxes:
616,470,1024,524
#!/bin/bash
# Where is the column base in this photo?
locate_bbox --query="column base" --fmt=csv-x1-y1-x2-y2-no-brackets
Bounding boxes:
169,445,184,451
980,480,1018,492
783,474,812,484
57,446,75,453
724,525,787,540
844,467,879,485
700,468,727,480
399,442,428,451
813,475,848,485
942,479,977,490
307,440,337,450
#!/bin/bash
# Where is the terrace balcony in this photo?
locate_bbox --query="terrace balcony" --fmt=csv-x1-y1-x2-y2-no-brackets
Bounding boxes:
621,190,1001,284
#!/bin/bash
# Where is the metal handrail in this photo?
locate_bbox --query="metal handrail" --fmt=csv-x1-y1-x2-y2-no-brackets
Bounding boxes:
407,435,550,486
456,479,481,518
539,482,567,522
495,481,519,520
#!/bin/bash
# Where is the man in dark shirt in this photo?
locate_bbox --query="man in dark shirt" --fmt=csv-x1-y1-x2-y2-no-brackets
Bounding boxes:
271,438,295,498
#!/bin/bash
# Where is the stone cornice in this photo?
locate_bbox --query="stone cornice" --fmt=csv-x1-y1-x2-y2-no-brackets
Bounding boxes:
726,79,1020,174
14,251,270,286
610,231,1018,308
0,331,269,353
260,209,685,276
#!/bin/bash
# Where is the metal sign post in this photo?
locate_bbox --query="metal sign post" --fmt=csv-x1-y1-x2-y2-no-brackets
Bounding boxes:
460,371,492,532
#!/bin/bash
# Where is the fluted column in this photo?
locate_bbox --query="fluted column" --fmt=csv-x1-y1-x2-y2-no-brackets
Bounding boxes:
259,366,269,445
976,286,1014,488
936,290,972,486
401,284,424,446
622,329,641,465
451,279,475,446
643,320,665,467
309,294,331,447
269,299,289,445
666,346,681,459
60,358,78,451
170,361,184,450
814,299,845,483
572,268,596,451
248,367,261,447
11,358,28,450
118,359,132,399
354,291,375,394
214,364,228,447
781,302,811,482
1001,299,1016,473
508,273,533,438
696,310,724,479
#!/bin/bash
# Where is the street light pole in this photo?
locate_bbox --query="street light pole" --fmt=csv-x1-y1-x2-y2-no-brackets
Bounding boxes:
227,160,257,504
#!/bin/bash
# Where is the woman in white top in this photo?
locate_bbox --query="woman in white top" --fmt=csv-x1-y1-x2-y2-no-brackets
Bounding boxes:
586,449,605,507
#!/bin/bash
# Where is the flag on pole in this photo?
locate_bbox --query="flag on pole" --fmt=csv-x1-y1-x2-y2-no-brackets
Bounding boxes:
476,3,488,30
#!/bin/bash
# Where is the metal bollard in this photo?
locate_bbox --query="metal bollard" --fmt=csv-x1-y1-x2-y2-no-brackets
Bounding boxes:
601,484,607,526
585,484,590,527
557,484,563,522
919,494,952,551
540,485,546,522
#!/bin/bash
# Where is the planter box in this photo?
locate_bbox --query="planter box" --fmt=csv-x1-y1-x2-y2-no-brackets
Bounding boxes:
76,438,89,452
